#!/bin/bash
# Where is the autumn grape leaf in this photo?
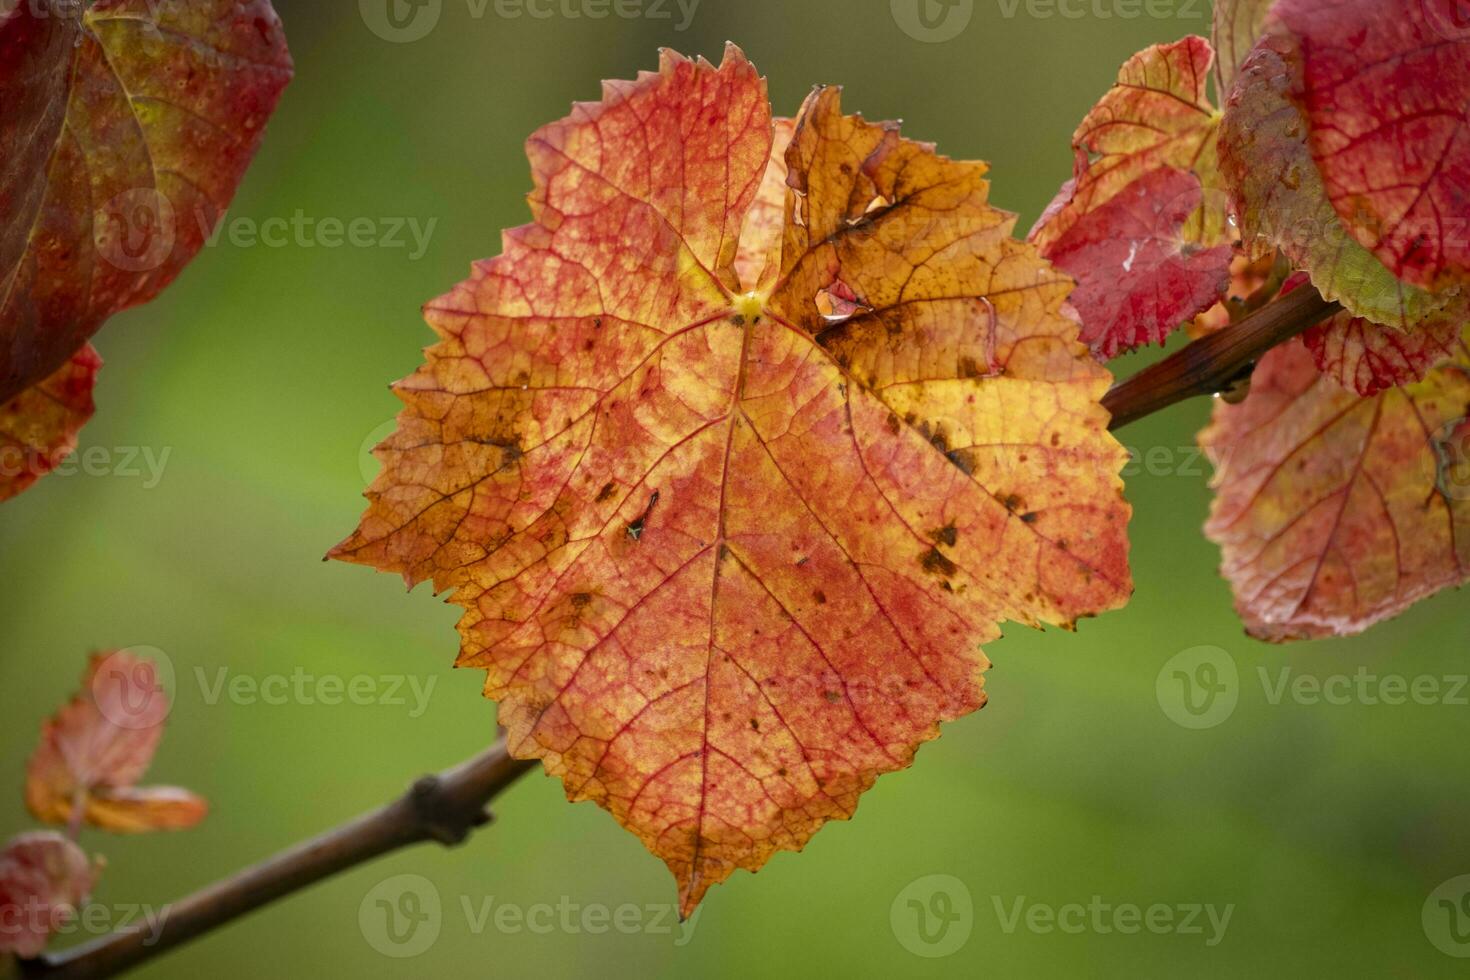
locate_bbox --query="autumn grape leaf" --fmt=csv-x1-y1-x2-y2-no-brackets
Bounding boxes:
1274,0,1470,293
332,45,1132,915
1034,168,1232,359
1211,0,1274,96
27,650,208,833
1200,332,1470,641
0,0,292,470
1218,30,1465,329
0,833,98,959
1275,274,1461,396
0,345,99,503
1030,37,1233,358
1303,314,1461,397
1031,37,1229,253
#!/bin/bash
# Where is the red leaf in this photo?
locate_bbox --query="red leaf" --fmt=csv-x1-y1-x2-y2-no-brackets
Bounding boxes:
1031,38,1234,359
27,651,208,834
0,0,292,403
1275,0,1470,292
1039,169,1233,359
1218,31,1465,329
1032,37,1230,253
0,833,98,959
0,345,100,503
1201,333,1470,641
1282,273,1460,396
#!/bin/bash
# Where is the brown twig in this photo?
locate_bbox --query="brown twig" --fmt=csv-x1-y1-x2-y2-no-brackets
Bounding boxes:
1103,283,1341,430
17,284,1341,980
20,742,535,980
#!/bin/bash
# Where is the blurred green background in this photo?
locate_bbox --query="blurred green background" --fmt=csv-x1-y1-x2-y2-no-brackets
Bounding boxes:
4,0,1470,976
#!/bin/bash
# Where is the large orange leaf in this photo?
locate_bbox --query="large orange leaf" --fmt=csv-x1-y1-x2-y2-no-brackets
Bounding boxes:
0,0,292,404
1275,0,1470,293
0,344,99,503
1030,38,1233,358
333,46,1132,914
27,651,208,834
1201,333,1470,641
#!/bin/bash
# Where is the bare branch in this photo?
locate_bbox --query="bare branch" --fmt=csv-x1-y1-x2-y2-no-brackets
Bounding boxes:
20,742,535,980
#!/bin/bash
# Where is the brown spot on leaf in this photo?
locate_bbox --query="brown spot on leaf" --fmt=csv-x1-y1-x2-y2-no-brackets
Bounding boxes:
946,449,976,475
921,547,958,578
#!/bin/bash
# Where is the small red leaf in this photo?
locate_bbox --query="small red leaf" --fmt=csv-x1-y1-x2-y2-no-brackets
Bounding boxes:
1282,274,1460,396
1039,169,1233,359
0,833,98,959
0,345,100,503
1032,37,1230,254
26,650,208,834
